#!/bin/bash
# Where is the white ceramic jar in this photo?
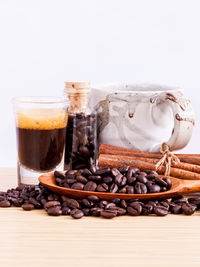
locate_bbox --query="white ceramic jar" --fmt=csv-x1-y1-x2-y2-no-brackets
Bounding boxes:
89,83,195,152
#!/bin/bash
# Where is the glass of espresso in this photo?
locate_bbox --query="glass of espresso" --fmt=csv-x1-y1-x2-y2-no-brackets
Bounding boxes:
13,97,69,185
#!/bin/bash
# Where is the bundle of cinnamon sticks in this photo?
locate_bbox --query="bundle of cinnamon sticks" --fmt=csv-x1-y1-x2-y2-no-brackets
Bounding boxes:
98,144,200,180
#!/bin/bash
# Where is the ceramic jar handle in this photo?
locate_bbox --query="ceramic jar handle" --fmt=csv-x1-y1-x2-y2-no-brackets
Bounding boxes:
164,92,195,151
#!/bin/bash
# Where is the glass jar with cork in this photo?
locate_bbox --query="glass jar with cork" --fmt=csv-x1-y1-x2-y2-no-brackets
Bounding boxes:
64,81,97,170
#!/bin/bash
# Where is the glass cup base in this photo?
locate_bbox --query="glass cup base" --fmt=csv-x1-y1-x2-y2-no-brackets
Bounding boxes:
17,161,64,185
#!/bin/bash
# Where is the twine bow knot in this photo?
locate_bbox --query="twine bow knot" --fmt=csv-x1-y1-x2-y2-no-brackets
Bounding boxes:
155,142,180,176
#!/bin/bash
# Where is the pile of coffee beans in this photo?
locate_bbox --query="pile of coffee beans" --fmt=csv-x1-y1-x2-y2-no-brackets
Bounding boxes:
0,183,199,218
64,112,97,170
55,165,172,194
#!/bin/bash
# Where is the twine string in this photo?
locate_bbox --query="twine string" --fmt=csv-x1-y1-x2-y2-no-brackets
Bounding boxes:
155,142,180,176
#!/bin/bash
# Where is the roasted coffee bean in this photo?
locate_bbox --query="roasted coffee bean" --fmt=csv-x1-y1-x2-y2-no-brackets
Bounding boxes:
120,200,128,209
47,206,62,216
188,198,200,209
111,168,121,177
66,178,76,184
137,174,148,184
128,202,142,215
135,182,147,194
126,185,134,194
79,145,91,158
115,174,127,187
71,183,84,190
97,183,108,192
0,195,6,201
109,206,126,216
114,174,123,186
146,200,156,207
182,203,196,215
105,203,116,209
84,181,97,192
62,206,71,215
65,199,80,209
76,175,88,184
95,167,111,176
142,204,153,215
22,203,34,211
81,199,93,208
103,176,113,184
111,198,121,205
99,200,108,209
149,184,161,193
0,200,11,207
65,170,75,179
45,201,61,210
13,198,23,207
170,203,182,214
90,207,103,216
162,177,172,189
82,208,90,216
71,209,84,219
146,170,158,179
118,165,129,173
101,209,117,218
154,177,168,187
160,201,170,210
154,206,168,216
54,171,65,179
172,196,186,204
127,167,135,179
63,183,70,188
110,183,118,193
87,195,100,203
55,178,63,185
127,176,136,184
29,197,42,209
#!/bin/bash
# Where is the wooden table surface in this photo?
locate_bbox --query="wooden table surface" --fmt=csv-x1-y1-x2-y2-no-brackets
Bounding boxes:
0,168,200,267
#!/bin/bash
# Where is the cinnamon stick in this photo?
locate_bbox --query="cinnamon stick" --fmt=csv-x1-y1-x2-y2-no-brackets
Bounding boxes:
99,144,200,166
98,154,200,180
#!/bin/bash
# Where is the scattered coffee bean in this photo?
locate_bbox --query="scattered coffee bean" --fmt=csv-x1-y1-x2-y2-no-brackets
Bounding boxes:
71,209,84,219
128,202,142,216
101,209,117,218
154,206,168,216
182,203,196,215
47,206,62,216
0,200,11,207
22,203,34,211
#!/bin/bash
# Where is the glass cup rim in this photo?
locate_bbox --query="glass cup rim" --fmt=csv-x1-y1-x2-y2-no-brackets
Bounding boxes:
12,96,69,105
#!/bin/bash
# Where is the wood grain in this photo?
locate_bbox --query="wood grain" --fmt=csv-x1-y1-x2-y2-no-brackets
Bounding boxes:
0,168,200,267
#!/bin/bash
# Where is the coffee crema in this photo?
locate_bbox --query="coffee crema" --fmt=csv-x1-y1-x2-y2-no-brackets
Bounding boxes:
16,109,68,172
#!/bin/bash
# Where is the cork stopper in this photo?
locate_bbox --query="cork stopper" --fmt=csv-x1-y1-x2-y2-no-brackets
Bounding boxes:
64,81,90,113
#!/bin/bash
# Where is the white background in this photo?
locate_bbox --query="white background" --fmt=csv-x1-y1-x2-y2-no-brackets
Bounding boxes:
0,0,199,167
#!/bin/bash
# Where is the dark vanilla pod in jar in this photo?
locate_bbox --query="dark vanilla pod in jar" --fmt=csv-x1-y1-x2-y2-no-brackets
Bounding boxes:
64,81,97,169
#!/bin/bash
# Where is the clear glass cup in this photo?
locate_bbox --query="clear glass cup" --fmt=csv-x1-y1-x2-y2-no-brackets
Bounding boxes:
12,96,69,185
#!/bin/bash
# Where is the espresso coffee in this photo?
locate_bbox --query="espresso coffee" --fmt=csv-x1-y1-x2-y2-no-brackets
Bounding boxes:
16,109,67,172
